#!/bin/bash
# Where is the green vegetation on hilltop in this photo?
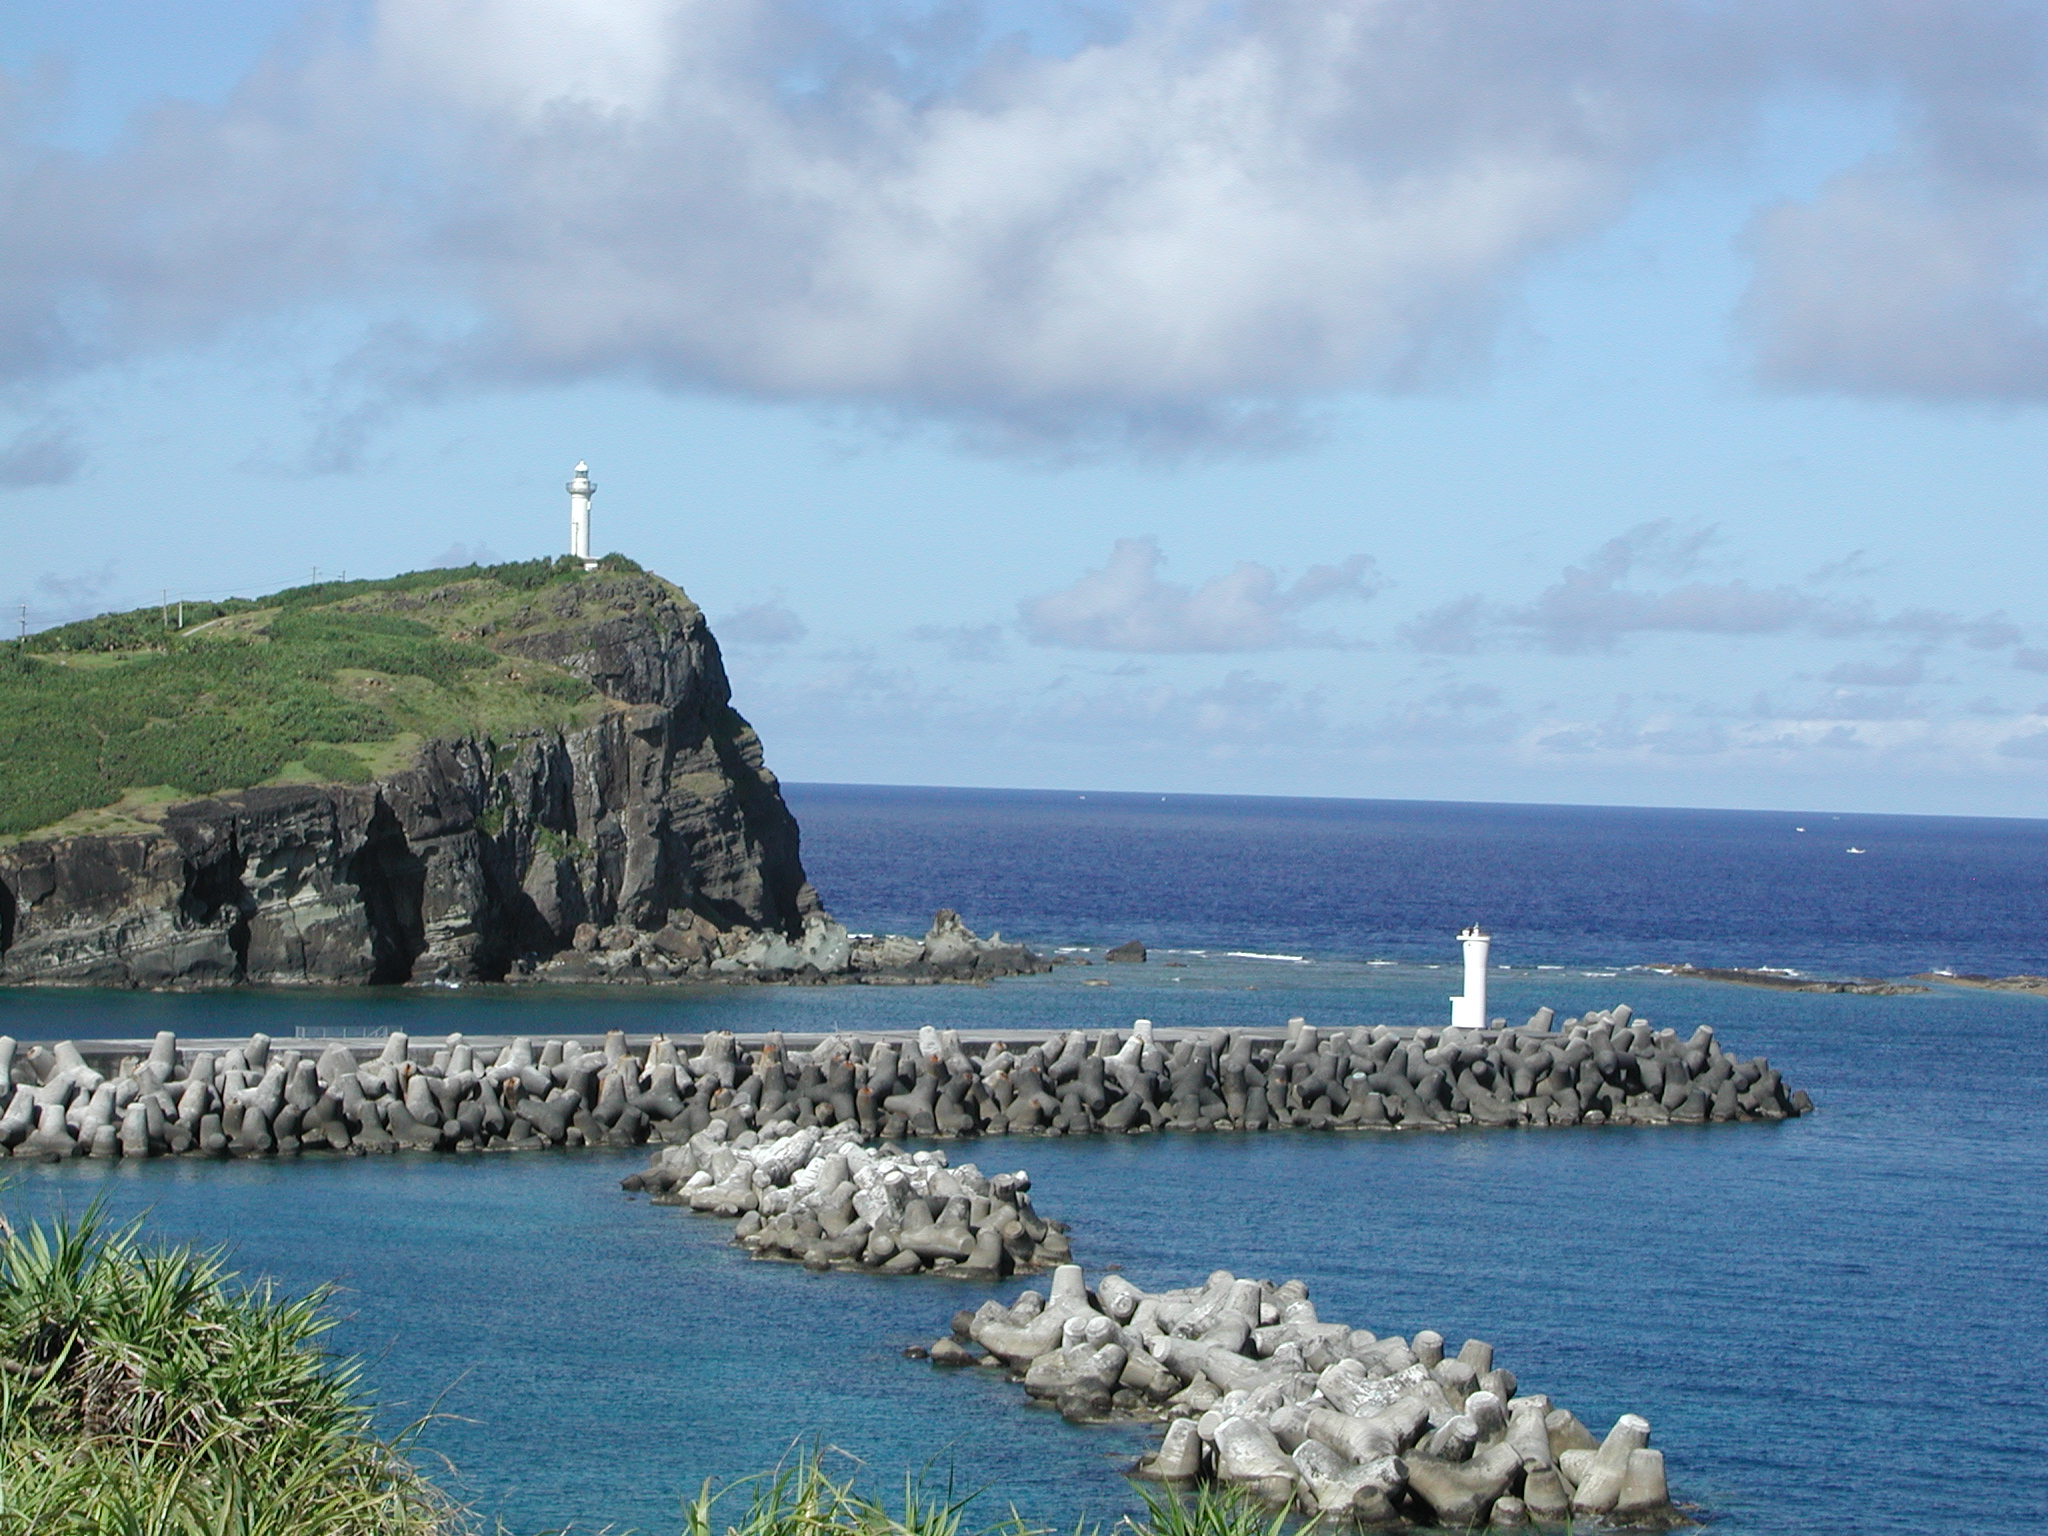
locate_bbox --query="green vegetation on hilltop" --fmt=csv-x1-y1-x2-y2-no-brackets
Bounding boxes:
0,1208,452,1535
0,555,646,840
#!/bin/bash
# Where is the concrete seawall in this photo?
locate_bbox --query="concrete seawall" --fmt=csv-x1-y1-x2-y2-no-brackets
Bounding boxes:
928,1265,1689,1528
3,1005,1809,1161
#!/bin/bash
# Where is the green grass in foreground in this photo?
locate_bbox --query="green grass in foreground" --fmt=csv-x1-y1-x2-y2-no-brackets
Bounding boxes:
0,556,645,839
0,1207,453,1535
0,1209,1291,1536
681,1456,1291,1536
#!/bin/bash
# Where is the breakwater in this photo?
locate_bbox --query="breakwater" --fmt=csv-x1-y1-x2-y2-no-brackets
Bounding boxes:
0,1006,1806,1161
623,1121,1072,1276
932,1265,1683,1529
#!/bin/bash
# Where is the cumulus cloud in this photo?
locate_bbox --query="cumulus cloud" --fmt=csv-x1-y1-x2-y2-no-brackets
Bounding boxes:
719,598,807,646
0,417,84,487
1372,684,1517,749
1035,670,1324,748
1406,521,2024,657
1824,654,1924,687
1745,159,2048,401
1806,548,1884,583
1021,537,1379,652
432,540,499,567
20,560,119,626
6,0,2048,445
1512,687,2048,772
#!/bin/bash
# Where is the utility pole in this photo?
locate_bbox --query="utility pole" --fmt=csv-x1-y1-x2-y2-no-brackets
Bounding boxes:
162,589,169,629
177,601,184,630
310,567,319,586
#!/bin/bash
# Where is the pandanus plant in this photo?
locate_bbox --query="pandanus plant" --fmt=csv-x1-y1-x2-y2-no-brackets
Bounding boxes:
0,1203,454,1536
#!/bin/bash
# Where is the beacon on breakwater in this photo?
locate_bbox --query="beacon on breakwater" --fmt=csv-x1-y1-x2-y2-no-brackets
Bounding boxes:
1450,923,1490,1030
567,461,597,569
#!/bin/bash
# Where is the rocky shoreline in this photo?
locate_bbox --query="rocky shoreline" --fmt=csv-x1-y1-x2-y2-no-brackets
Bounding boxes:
528,908,1049,986
1,1006,1811,1161
0,572,1054,991
927,1266,1683,1529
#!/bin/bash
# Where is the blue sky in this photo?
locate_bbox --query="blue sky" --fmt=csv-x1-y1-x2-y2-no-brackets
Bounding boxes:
9,1,2048,815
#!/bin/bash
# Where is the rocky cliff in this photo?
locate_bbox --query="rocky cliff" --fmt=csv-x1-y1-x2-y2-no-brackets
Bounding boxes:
0,569,1040,987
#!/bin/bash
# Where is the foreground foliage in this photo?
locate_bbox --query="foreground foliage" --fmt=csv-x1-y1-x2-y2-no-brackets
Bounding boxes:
0,1210,1297,1536
681,1452,1291,1536
0,1209,454,1536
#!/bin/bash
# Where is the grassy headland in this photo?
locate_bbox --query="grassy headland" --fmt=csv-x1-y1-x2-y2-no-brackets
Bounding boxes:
0,556,650,841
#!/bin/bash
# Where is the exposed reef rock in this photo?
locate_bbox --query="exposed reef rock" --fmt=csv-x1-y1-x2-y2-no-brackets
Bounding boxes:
624,1120,1072,1277
931,1266,1688,1529
0,573,1041,988
1652,963,1925,996
1914,971,2048,995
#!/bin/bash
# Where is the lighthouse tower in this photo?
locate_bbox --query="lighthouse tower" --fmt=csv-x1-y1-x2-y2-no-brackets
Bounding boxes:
1449,925,1491,1031
567,461,597,569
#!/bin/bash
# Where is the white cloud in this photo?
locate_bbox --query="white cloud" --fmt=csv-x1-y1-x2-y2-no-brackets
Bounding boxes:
18,560,119,627
12,1,2048,448
1744,158,2048,401
1405,522,2025,657
432,540,500,567
1021,537,1379,651
719,599,808,646
1034,669,1325,751
0,417,83,488
374,0,685,118
1823,654,1924,687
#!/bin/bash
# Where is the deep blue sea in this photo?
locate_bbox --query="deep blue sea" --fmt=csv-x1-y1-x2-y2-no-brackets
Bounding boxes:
6,788,2046,1535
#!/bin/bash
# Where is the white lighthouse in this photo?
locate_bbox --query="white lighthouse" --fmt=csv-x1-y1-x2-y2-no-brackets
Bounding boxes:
1449,925,1491,1031
567,461,597,569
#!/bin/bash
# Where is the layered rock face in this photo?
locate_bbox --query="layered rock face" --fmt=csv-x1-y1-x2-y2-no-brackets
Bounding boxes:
0,574,822,986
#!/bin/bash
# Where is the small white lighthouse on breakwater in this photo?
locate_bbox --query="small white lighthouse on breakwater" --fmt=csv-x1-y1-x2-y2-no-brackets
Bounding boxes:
1449,924,1491,1030
567,461,597,569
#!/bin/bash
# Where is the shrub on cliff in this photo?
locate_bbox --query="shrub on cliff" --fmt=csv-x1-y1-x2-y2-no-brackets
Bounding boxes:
0,1208,454,1536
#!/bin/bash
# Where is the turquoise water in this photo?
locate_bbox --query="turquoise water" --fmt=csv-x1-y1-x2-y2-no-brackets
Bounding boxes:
6,790,2048,1532
8,967,2043,1534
